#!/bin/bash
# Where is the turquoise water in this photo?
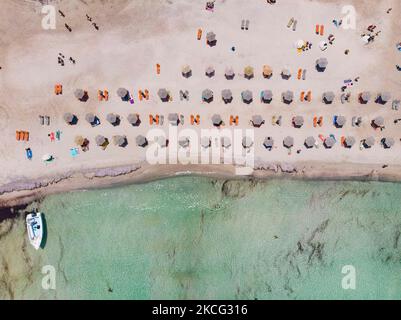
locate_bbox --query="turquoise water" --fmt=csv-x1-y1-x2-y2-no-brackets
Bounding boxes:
0,177,401,299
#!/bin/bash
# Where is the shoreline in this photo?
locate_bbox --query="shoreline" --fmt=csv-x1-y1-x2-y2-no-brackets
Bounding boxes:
1,161,401,212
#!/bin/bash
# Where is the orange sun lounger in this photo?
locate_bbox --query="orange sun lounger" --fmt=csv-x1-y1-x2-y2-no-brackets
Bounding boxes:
318,116,323,126
196,115,200,124
297,69,302,80
320,25,324,36
197,28,202,40
16,131,21,141
24,131,29,141
300,91,305,102
138,90,143,101
149,115,154,125
341,136,346,146
144,89,149,100
104,90,109,101
230,115,234,126
313,116,318,127
156,64,161,75
306,91,312,102
315,24,320,35
190,115,195,125
155,115,160,125
54,84,62,95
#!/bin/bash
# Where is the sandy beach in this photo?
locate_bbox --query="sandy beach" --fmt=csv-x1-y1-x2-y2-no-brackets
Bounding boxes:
0,0,400,209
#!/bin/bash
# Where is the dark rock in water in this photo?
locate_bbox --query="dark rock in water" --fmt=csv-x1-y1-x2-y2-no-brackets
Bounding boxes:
221,179,259,199
0,204,28,223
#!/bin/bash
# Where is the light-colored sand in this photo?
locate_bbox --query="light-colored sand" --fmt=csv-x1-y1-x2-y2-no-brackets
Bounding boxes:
0,0,400,207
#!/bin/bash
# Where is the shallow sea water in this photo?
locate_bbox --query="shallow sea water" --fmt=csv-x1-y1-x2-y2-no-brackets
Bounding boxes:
0,177,400,299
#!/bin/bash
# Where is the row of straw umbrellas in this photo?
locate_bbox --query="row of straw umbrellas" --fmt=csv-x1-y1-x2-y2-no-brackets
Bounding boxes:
179,59,328,80
92,134,395,150
64,112,387,130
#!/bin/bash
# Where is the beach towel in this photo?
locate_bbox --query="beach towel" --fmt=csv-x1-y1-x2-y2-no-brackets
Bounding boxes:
70,148,79,158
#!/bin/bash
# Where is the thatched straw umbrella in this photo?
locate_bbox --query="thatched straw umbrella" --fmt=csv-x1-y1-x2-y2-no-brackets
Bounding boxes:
304,136,316,149
251,115,264,128
371,116,384,128
85,113,96,125
359,91,371,104
63,112,76,125
113,135,127,147
261,90,273,103
263,65,273,79
212,114,223,127
157,136,167,148
202,89,214,103
106,113,120,126
363,136,375,148
242,90,253,104
316,58,328,71
282,90,294,104
182,65,192,78
376,92,391,105
95,135,107,147
75,135,85,146
127,113,140,126
168,113,179,126
205,66,215,78
344,136,355,148
322,91,335,104
206,32,217,46
281,68,291,80
225,67,235,80
136,135,148,147
117,88,129,100
74,89,86,101
244,66,254,80
263,137,274,150
335,116,346,128
242,136,253,149
382,137,395,149
293,116,304,128
158,88,169,102
283,136,294,149
324,136,336,148
222,89,233,104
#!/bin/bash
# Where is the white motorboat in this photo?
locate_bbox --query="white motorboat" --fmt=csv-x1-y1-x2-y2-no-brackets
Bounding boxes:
26,212,43,250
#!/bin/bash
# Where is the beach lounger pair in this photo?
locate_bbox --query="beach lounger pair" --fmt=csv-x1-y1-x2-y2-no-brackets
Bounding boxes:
241,20,250,30
300,91,311,102
190,115,200,125
230,115,239,126
313,116,323,127
39,115,50,126
149,115,160,125
179,90,189,101
138,90,149,101
98,90,109,101
316,24,324,36
16,131,29,141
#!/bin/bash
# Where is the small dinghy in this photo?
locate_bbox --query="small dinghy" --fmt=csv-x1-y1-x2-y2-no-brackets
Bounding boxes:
26,212,43,250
